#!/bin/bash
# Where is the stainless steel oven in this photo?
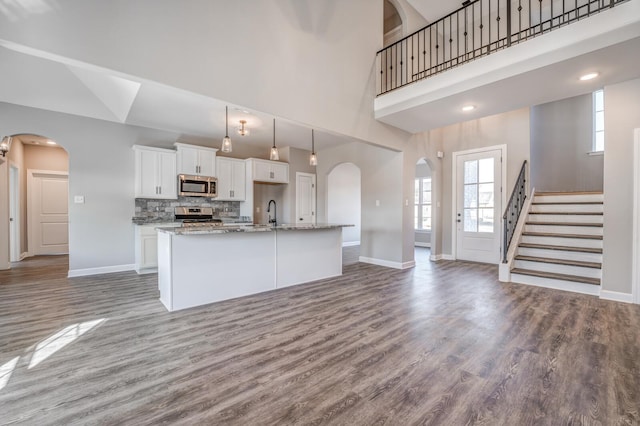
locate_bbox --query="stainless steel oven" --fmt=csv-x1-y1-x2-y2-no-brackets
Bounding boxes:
178,174,217,198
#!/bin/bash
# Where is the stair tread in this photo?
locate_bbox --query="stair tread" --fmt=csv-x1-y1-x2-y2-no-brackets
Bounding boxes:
518,243,603,254
532,201,603,205
511,268,601,285
523,232,603,240
525,222,603,227
535,191,603,196
514,255,601,269
529,212,603,215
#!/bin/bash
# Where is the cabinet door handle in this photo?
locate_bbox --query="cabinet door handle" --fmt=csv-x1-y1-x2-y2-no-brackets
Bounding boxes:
159,186,162,195
270,171,274,179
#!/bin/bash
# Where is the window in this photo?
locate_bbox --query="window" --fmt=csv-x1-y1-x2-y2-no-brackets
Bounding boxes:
463,158,495,233
414,177,431,231
593,89,604,152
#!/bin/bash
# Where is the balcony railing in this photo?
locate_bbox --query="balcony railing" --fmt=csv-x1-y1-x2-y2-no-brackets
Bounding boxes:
376,0,629,96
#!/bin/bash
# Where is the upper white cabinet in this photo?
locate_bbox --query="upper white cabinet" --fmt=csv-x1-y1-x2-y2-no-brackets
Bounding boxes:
216,157,246,201
175,143,217,176
133,145,177,199
248,158,289,183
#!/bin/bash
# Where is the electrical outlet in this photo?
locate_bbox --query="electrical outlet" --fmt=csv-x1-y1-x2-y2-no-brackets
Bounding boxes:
256,207,260,213
375,200,380,207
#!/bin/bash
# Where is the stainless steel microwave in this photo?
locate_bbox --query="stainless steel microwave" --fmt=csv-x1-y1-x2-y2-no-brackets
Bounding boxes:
178,174,217,198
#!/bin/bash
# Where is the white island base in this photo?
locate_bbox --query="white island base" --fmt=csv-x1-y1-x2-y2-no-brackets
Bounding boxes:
157,226,344,311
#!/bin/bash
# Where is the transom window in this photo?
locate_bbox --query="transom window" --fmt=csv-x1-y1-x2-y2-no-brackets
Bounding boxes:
414,177,431,231
463,159,494,233
593,89,604,152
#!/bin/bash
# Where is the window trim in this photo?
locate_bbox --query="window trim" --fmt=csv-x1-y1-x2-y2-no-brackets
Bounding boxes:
592,89,604,153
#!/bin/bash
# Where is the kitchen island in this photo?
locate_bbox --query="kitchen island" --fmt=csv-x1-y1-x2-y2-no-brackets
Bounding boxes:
156,224,352,311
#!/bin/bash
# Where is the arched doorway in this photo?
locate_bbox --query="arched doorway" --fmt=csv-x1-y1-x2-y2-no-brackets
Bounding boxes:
327,162,361,265
5,134,69,268
384,0,405,46
415,158,433,263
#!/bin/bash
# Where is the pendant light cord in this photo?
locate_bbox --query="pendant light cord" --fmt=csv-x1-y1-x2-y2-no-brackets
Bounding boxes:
225,106,229,137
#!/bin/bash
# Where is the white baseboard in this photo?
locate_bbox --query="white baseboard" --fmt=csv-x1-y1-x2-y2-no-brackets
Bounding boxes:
342,241,360,247
599,290,634,304
414,242,431,248
359,256,415,270
19,252,28,261
68,264,136,278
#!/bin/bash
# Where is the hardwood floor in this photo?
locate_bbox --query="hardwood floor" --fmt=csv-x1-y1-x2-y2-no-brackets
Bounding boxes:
1,252,639,425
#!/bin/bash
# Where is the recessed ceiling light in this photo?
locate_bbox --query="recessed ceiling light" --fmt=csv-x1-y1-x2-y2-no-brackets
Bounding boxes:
462,105,475,112
579,72,599,81
46,140,57,145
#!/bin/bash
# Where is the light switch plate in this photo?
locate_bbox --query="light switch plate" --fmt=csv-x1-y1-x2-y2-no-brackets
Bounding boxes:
74,195,85,204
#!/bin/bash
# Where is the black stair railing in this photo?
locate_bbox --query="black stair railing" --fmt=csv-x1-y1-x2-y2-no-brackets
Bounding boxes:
503,160,527,263
376,0,628,95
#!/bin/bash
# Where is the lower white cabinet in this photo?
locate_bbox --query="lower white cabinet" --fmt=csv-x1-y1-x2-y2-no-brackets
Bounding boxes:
135,223,180,274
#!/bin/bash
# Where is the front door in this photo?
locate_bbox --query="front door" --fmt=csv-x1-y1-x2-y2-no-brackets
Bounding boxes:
456,149,502,263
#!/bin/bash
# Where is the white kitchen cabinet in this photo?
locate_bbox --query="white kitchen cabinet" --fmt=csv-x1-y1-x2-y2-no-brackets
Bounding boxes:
134,223,181,274
216,157,246,201
133,145,177,199
248,158,289,184
175,143,217,176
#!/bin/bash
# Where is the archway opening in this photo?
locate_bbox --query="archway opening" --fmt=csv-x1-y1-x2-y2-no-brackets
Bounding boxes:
327,162,361,265
415,158,432,262
384,0,404,46
5,134,69,269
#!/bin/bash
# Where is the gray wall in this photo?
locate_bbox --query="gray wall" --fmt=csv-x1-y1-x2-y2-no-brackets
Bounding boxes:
601,78,640,295
317,141,404,265
0,102,181,273
327,162,361,244
530,94,604,192
435,108,531,257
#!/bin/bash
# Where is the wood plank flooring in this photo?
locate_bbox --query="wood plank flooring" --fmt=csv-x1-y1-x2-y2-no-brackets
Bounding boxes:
1,251,639,425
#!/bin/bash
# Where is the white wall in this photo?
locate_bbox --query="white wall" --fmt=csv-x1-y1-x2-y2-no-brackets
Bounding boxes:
0,0,411,152
279,147,317,225
328,163,361,244
602,78,640,295
0,102,181,273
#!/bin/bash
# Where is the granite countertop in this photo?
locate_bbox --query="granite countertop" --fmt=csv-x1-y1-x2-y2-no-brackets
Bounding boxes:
156,223,353,235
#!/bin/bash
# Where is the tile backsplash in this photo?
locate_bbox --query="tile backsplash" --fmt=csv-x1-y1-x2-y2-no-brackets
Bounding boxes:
135,197,241,221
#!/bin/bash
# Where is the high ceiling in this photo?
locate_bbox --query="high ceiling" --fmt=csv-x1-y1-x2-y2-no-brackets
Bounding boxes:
0,44,352,153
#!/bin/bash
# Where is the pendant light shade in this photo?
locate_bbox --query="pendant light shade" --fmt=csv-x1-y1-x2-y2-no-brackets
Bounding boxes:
309,129,317,166
221,106,232,153
270,118,280,161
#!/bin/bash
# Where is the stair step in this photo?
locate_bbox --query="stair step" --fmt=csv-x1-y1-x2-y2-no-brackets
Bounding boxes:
518,243,603,254
511,268,601,285
535,191,603,196
522,232,603,240
528,212,603,215
525,221,603,227
531,204,603,213
532,201,603,205
514,255,601,269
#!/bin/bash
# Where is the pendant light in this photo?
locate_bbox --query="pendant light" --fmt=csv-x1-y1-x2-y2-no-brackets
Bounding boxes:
309,129,318,166
221,106,232,153
270,118,280,161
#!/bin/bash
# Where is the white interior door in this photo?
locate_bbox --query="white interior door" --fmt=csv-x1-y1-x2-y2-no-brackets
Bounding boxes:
455,149,502,263
296,172,316,224
29,171,69,255
9,165,20,262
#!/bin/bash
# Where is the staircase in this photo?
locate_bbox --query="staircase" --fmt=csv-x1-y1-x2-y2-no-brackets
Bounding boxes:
510,192,603,295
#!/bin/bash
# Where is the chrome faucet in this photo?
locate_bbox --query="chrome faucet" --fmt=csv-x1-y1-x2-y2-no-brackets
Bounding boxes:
267,199,277,226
